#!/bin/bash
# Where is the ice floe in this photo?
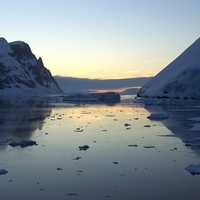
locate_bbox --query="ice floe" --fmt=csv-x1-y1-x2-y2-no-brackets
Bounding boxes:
185,164,200,175
0,169,8,175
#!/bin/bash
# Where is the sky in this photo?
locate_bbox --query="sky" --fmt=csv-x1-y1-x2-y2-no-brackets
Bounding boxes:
1,0,200,79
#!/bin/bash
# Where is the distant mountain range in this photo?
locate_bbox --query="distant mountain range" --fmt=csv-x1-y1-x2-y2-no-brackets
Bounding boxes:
54,76,152,94
0,37,152,95
138,38,200,99
3,36,200,98
0,38,62,94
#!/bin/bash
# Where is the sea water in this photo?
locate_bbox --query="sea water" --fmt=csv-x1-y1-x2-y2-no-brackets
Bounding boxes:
0,95,200,200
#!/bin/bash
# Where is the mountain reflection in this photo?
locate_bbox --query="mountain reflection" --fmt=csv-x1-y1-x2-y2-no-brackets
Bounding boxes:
0,96,55,141
144,99,200,154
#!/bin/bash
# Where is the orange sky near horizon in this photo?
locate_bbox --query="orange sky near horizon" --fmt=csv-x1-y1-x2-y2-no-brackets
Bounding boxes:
1,1,200,80
89,86,141,93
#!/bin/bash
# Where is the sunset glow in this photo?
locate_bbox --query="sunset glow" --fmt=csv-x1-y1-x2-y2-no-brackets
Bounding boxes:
89,86,141,93
1,1,200,79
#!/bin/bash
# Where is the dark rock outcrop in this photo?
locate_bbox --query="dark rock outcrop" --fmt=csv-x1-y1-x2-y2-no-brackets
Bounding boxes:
0,37,62,94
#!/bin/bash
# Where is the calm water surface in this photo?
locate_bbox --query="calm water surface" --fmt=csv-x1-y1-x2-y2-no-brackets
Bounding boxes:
0,95,200,200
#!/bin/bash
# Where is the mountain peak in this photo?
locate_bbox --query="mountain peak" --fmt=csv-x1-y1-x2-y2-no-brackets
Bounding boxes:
0,37,63,94
10,40,35,61
138,38,200,99
0,37,7,43
0,37,12,55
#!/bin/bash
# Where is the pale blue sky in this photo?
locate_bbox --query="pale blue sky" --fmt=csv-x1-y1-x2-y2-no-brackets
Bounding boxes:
1,0,200,79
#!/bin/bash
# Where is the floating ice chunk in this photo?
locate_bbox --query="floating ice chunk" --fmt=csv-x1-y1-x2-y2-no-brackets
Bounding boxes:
9,140,37,148
0,169,8,175
144,125,151,127
79,145,89,151
124,123,131,127
147,113,169,120
143,146,155,148
188,124,200,131
128,144,138,147
73,156,81,160
74,128,83,132
185,164,200,175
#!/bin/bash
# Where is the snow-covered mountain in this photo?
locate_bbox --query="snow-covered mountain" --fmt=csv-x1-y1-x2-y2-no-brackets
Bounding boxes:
0,37,63,94
120,87,139,95
137,38,200,99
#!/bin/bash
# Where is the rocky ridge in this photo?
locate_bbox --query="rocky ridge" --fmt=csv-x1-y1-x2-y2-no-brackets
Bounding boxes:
0,37,62,94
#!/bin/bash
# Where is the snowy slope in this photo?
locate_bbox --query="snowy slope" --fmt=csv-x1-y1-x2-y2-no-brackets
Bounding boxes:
137,38,200,99
0,38,63,94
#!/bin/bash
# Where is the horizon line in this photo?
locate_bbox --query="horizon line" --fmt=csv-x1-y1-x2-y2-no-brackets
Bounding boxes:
53,75,153,80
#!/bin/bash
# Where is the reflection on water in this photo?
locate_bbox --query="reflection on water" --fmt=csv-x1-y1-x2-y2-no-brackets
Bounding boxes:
0,95,200,200
0,96,56,140
144,98,200,154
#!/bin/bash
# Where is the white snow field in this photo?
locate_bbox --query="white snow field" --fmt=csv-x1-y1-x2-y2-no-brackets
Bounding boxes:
138,38,200,99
